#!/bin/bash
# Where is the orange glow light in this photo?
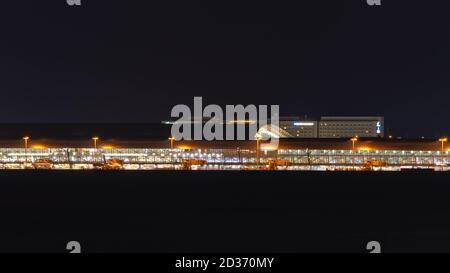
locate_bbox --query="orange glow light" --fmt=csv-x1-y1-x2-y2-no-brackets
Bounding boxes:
102,146,115,149
32,145,47,149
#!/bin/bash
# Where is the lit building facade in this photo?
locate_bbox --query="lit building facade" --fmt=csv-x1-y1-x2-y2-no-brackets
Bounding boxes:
163,116,385,139
0,147,448,171
318,116,384,138
279,117,318,138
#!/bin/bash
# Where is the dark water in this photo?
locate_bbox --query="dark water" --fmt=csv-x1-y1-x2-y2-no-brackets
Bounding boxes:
0,170,449,253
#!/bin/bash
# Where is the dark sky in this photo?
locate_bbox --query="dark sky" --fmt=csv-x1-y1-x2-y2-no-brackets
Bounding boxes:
0,0,449,137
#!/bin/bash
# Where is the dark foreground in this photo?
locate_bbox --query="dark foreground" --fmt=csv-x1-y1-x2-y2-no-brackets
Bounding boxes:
0,170,449,253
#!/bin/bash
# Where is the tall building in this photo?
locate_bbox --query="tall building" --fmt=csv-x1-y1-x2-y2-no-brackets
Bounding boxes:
163,116,385,139
279,117,318,138
318,116,384,138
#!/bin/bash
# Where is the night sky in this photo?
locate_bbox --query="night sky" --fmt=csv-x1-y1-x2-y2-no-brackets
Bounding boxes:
1,0,449,138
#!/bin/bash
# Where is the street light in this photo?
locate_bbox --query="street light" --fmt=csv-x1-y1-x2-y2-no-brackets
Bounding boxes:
350,136,358,151
23,136,30,149
350,136,358,170
439,138,448,152
168,136,175,149
23,136,30,165
256,134,262,165
92,137,99,149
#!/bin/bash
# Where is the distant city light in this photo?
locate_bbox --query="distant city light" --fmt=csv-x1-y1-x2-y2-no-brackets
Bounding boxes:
32,145,47,149
104,153,146,157
293,122,315,126
8,153,50,157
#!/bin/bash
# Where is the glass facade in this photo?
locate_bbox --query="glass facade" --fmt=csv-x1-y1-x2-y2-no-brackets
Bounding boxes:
0,148,448,171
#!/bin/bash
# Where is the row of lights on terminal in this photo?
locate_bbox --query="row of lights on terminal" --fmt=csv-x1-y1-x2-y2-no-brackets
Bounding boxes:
21,136,105,150
350,136,448,152
17,135,450,153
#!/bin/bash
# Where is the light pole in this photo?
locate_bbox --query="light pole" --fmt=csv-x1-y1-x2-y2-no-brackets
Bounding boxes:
23,136,30,164
92,137,99,149
439,138,448,153
23,136,30,150
168,137,175,149
350,136,358,170
256,135,262,166
351,136,358,151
